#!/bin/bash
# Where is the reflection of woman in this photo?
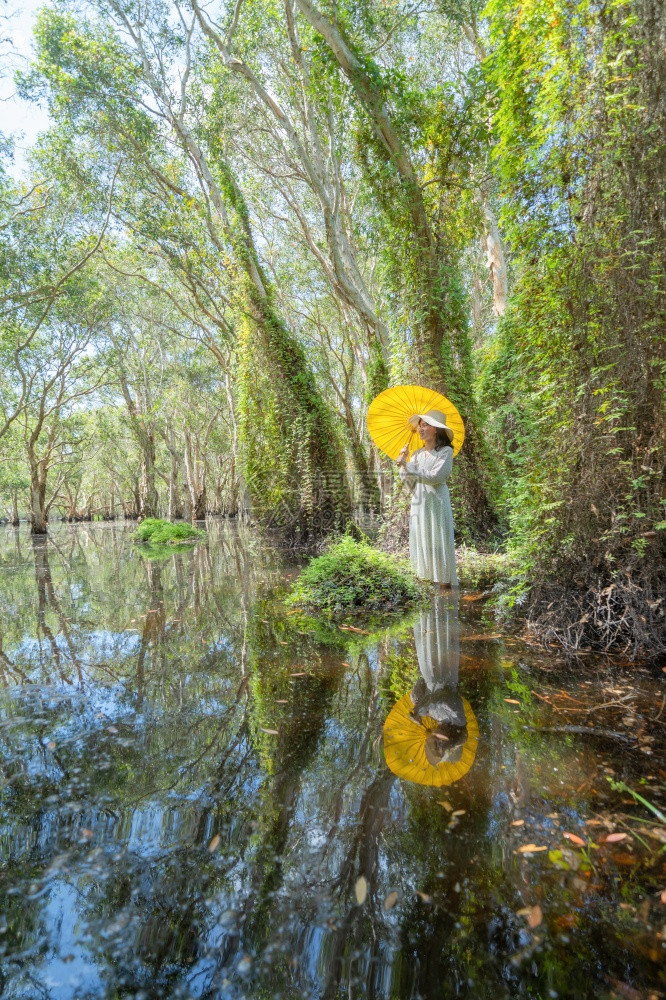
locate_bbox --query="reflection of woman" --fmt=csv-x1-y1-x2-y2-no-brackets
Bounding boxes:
410,593,468,768
396,409,457,591
383,593,478,787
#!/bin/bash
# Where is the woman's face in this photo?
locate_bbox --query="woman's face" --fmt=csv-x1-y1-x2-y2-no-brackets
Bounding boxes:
418,419,437,444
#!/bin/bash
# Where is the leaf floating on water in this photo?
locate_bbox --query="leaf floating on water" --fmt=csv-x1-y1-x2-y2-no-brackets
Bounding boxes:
275,699,289,704
341,662,351,667
511,819,525,827
517,844,548,854
208,835,220,853
504,698,521,705
527,904,543,928
605,832,629,843
278,641,288,645
289,672,307,677
355,876,368,905
384,890,399,911
260,728,279,735
415,890,432,903
81,829,94,839
452,809,466,817
462,593,486,602
107,726,119,734
437,800,453,812
563,832,586,847
47,741,56,750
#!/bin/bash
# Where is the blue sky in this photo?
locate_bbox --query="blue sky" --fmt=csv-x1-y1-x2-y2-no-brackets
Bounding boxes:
1,0,52,173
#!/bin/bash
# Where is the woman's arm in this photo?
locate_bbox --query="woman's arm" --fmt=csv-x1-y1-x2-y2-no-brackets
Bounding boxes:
402,447,453,485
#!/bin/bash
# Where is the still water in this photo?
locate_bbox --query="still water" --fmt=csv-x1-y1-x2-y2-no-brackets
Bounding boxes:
0,521,664,999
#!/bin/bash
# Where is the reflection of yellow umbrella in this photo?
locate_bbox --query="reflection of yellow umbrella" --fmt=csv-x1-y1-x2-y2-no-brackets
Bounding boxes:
367,385,465,459
383,693,479,787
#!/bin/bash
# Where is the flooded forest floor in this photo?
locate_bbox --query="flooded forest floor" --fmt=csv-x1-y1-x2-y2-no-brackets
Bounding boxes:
0,520,664,1000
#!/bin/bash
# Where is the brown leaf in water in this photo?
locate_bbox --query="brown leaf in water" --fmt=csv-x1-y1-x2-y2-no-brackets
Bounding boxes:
437,800,453,812
605,832,629,843
415,890,432,903
355,876,368,905
208,835,220,853
511,820,525,827
260,728,279,735
289,672,307,677
341,662,351,667
384,891,399,911
47,741,56,750
527,904,543,928
275,699,289,704
278,641,288,645
516,844,548,854
81,829,94,839
563,832,586,847
462,593,486,602
504,698,521,705
452,809,466,817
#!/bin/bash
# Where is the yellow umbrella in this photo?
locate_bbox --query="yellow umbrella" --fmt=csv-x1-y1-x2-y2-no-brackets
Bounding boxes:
383,692,479,787
367,385,465,459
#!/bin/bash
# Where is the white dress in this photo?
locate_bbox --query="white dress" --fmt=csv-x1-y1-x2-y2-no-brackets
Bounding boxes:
399,446,458,586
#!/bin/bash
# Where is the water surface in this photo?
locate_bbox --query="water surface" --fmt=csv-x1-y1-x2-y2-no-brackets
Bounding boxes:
0,521,664,999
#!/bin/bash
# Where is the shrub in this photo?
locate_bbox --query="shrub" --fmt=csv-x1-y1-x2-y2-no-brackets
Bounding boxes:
133,518,206,546
286,536,427,615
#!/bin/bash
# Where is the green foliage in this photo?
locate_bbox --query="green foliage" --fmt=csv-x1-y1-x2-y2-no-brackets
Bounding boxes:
286,536,427,615
479,0,666,651
133,518,205,546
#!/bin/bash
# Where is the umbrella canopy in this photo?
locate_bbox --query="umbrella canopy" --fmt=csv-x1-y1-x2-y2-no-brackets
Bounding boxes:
383,692,479,787
367,385,465,459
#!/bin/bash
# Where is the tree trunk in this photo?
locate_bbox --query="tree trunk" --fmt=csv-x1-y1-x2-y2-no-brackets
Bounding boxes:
140,430,159,519
10,491,19,527
29,469,48,535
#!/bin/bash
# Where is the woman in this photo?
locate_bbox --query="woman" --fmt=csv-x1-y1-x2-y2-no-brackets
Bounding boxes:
396,408,458,590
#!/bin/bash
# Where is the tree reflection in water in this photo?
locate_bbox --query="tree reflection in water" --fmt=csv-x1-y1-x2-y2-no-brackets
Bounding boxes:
0,521,663,999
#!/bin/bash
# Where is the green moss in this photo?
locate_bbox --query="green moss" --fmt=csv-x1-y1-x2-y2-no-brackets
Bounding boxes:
285,536,427,616
133,518,206,546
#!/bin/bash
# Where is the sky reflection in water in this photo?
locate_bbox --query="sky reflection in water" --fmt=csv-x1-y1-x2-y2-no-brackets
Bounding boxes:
0,521,664,999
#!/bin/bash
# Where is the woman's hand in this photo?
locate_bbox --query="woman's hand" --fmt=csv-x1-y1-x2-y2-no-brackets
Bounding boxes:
396,444,409,467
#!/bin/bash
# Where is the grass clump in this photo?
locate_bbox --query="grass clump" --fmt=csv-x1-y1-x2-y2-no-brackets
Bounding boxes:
456,545,516,590
133,518,206,547
286,536,427,616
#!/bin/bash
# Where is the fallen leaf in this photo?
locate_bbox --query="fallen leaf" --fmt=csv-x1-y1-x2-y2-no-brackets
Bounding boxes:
563,832,586,847
452,809,466,817
107,726,118,734
415,890,432,903
260,728,279,735
462,593,486,602
384,891,399,911
289,672,307,677
504,698,521,705
81,829,94,839
47,741,56,750
275,699,288,704
355,876,368,905
437,800,453,812
528,904,543,928
278,641,288,645
517,844,548,854
208,835,220,853
341,662,351,667
605,832,629,843
511,819,525,827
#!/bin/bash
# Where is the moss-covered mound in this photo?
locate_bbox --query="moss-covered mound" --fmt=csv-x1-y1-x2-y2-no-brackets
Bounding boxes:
286,536,426,615
133,518,206,546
